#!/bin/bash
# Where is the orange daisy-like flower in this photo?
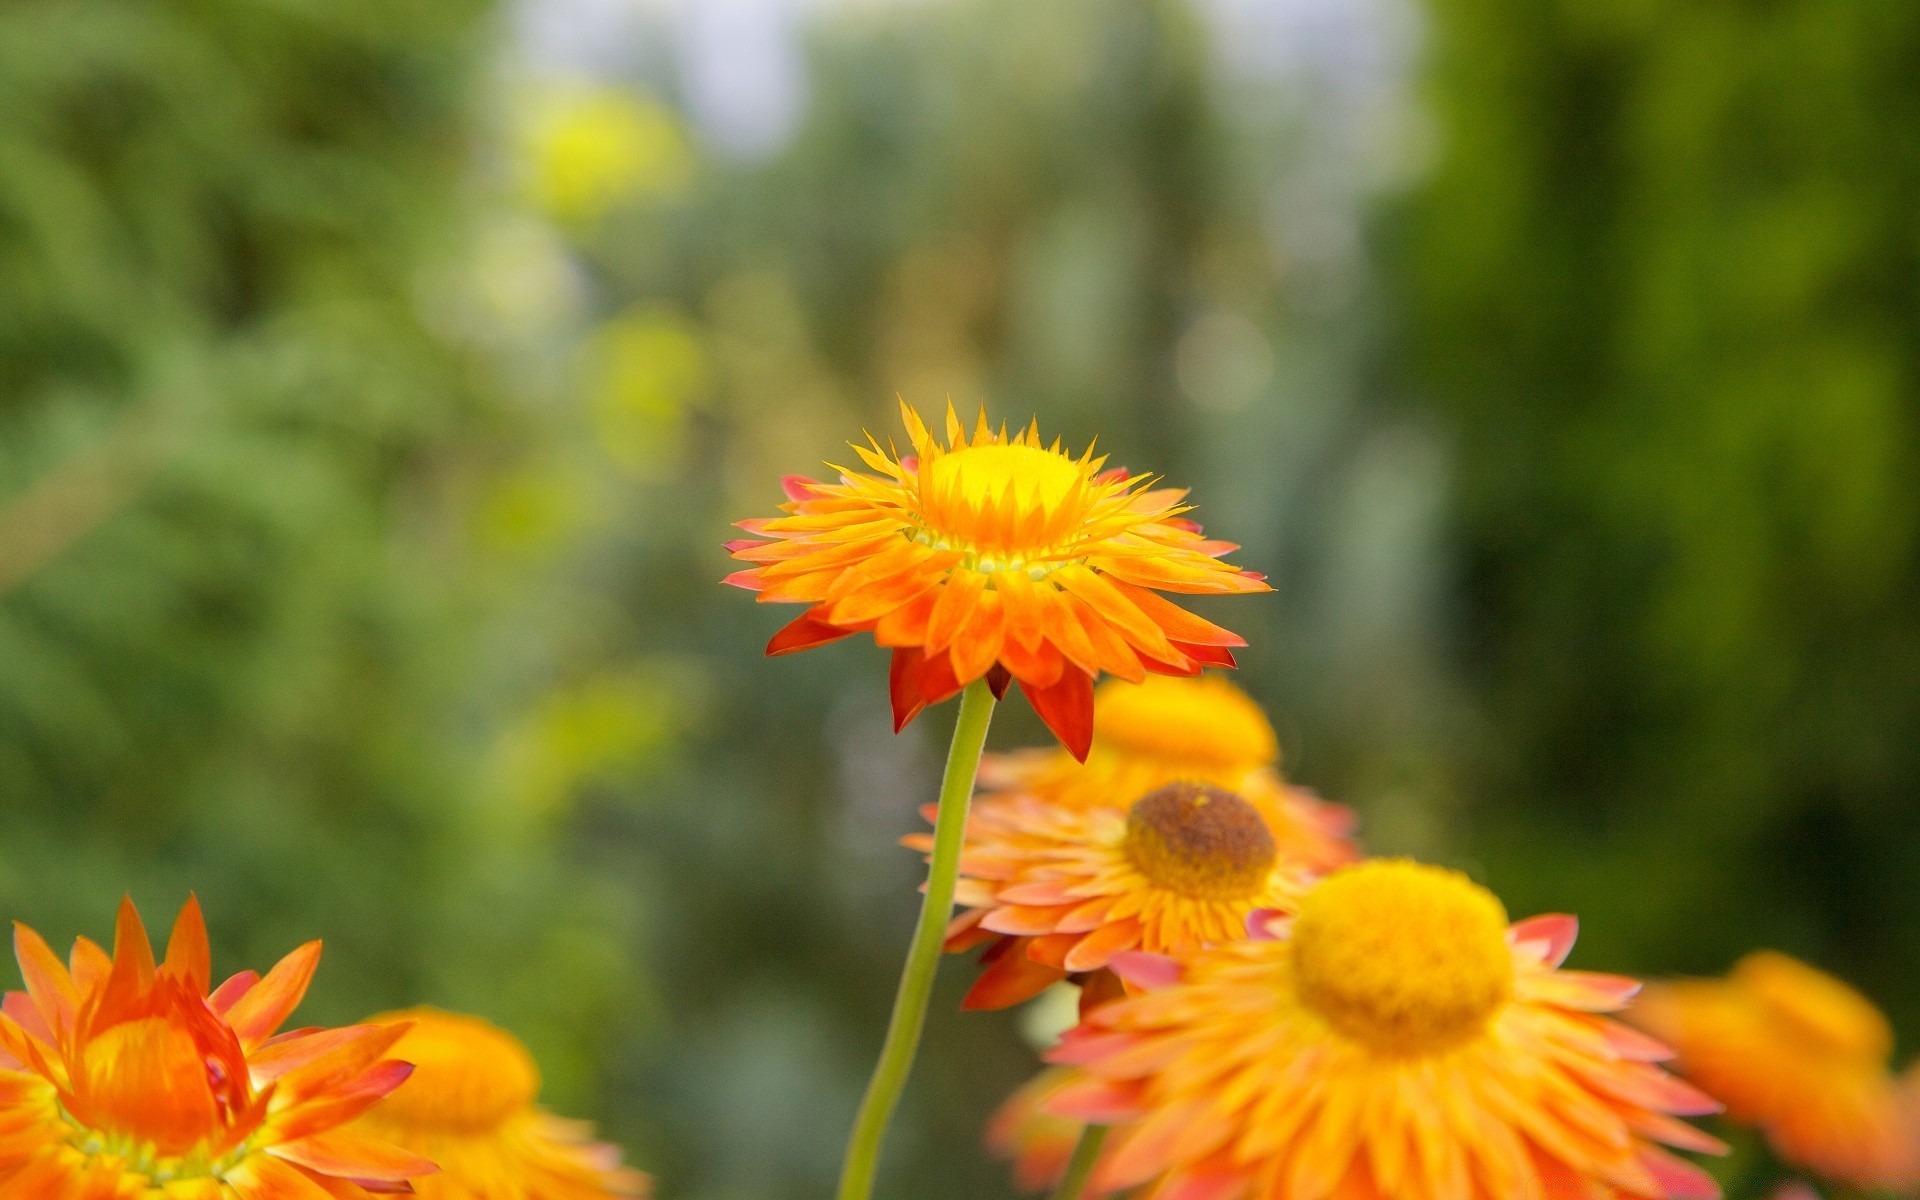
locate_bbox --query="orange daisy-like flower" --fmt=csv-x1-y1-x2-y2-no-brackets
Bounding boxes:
916,781,1313,1010
724,404,1269,758
978,674,1357,873
351,1008,648,1200
0,897,434,1200
1045,860,1726,1200
1629,951,1919,1190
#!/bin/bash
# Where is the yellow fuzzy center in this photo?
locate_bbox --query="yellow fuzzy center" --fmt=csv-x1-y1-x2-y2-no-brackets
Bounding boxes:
1123,782,1277,901
1291,860,1513,1056
1735,950,1892,1064
370,1008,540,1132
1094,676,1278,774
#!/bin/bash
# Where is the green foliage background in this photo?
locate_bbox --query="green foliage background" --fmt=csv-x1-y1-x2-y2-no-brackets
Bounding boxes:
2,0,1916,1197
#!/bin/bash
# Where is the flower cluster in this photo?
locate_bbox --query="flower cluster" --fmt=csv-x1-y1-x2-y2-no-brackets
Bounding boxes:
727,404,1917,1200
0,897,645,1200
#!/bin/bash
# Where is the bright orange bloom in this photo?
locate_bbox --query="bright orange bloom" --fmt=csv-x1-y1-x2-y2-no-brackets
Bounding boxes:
351,1008,648,1200
1630,952,1919,1191
725,404,1269,758
0,897,434,1200
978,674,1357,872
917,781,1314,1010
1044,861,1726,1200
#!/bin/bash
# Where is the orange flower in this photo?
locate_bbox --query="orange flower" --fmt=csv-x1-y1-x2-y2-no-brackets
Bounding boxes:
978,674,1357,873
1044,861,1725,1200
1630,952,1918,1190
0,897,434,1200
351,1008,648,1200
725,404,1268,757
915,781,1314,1010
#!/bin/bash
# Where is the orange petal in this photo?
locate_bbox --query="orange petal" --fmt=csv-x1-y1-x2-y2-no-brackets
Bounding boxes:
1062,919,1142,972
889,649,930,732
164,895,213,995
766,606,853,656
269,1130,438,1183
947,594,1007,685
963,948,1066,1011
873,588,938,647
925,572,987,655
1108,580,1248,647
226,941,322,1045
11,924,78,1043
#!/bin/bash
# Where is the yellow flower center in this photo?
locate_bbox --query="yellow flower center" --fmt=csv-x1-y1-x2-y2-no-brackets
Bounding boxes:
1291,860,1513,1057
1735,950,1892,1064
919,443,1091,561
1093,676,1278,774
370,1008,541,1133
1123,782,1277,901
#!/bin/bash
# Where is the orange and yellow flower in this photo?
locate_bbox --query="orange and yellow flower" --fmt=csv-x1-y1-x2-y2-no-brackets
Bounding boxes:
1630,951,1919,1191
0,897,434,1200
725,404,1268,757
916,781,1313,1010
1043,860,1725,1200
977,674,1357,873
351,1008,648,1200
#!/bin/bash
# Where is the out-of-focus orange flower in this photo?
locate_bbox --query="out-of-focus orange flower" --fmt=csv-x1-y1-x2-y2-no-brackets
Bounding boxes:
986,1068,1087,1193
978,674,1357,872
914,781,1311,1010
1631,951,1919,1191
352,1008,648,1200
724,404,1268,758
0,897,433,1200
1041,860,1725,1200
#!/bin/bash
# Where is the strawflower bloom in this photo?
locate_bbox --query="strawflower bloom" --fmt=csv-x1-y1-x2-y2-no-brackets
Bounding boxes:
917,780,1314,1010
1630,951,1919,1190
977,674,1357,872
351,1008,648,1200
0,897,434,1200
1045,860,1726,1200
725,403,1268,758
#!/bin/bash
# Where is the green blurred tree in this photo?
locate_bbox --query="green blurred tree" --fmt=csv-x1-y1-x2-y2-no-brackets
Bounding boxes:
1404,0,1920,1186
0,0,647,1118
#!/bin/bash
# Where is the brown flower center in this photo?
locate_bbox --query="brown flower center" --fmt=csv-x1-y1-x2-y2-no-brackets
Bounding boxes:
1122,782,1277,901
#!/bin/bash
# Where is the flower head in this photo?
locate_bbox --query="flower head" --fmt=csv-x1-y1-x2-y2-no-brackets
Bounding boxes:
351,1008,648,1200
1630,951,1918,1190
979,674,1357,872
725,405,1268,758
916,780,1313,1010
0,897,434,1199
1044,860,1725,1200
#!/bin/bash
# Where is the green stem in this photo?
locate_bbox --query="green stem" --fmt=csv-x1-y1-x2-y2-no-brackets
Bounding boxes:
836,677,998,1200
1053,1124,1110,1200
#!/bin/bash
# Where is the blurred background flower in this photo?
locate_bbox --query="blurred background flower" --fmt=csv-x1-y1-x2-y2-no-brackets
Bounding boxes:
2,0,1917,1197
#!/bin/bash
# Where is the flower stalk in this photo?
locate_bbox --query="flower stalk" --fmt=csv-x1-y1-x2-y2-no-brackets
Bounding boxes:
1053,1124,1110,1200
837,677,998,1200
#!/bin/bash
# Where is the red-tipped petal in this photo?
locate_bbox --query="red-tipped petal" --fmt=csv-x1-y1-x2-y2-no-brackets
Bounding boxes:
781,474,821,502
766,606,852,656
889,649,929,732
1021,669,1095,761
1245,909,1291,941
722,569,765,591
1510,913,1579,968
1107,952,1182,991
209,970,261,1014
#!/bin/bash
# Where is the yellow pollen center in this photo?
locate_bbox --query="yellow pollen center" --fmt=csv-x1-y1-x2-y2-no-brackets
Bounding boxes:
1290,860,1513,1057
1735,950,1892,1064
370,1008,541,1132
1123,782,1277,901
1093,676,1279,774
